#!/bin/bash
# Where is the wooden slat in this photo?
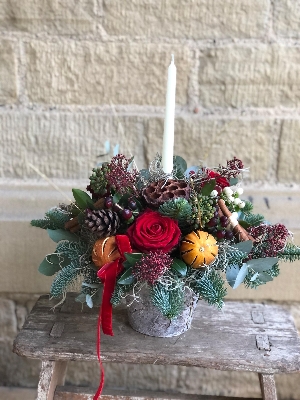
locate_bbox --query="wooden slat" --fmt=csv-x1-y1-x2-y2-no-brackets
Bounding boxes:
54,386,261,400
13,293,300,374
259,374,277,400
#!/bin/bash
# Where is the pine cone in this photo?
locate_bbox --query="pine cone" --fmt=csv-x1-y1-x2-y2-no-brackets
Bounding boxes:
142,179,190,208
84,209,120,238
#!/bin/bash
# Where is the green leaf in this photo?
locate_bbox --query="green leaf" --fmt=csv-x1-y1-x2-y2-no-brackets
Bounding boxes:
246,257,278,273
238,220,251,229
75,293,86,303
257,272,274,283
232,240,253,255
232,264,249,289
38,257,61,276
86,294,93,308
47,229,79,243
117,267,135,285
124,252,143,266
201,179,216,196
230,177,238,186
122,260,132,270
113,193,122,204
171,258,187,276
226,265,239,288
72,189,94,210
173,155,187,175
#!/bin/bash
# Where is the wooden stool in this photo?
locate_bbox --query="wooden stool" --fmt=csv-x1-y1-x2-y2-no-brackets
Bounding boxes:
13,293,300,400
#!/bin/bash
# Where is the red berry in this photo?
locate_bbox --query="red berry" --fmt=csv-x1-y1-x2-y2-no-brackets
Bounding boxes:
216,230,226,240
128,199,137,210
122,209,133,220
220,216,228,227
105,196,113,208
207,217,218,227
225,231,234,240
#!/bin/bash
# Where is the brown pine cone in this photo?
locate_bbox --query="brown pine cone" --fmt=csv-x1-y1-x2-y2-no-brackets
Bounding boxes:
84,209,120,238
142,179,190,208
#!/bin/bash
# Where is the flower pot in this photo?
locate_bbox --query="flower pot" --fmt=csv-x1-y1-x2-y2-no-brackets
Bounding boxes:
126,285,199,337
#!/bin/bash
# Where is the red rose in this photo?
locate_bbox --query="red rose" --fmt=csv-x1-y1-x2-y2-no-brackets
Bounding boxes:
126,209,181,253
207,170,229,189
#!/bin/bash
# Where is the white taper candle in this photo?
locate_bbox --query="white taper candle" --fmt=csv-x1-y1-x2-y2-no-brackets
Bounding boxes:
162,54,176,174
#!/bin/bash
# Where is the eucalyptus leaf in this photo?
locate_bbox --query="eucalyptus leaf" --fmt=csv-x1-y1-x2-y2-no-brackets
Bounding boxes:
38,257,61,276
117,267,135,285
139,169,150,180
230,177,238,186
75,293,86,303
122,260,132,270
184,166,199,178
232,240,253,255
171,258,187,276
104,140,110,154
257,272,274,283
47,229,79,243
113,143,120,156
233,263,249,289
246,257,278,273
124,253,143,266
226,265,239,288
201,179,216,196
72,189,94,210
86,294,93,308
173,155,187,175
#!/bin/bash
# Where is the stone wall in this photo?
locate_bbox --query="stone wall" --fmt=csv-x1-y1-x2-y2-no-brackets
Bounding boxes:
1,1,300,398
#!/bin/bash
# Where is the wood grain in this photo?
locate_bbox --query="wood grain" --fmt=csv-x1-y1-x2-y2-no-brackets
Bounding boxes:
13,293,300,374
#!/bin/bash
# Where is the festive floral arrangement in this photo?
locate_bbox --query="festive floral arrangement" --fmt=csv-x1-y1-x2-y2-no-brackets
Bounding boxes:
32,153,300,327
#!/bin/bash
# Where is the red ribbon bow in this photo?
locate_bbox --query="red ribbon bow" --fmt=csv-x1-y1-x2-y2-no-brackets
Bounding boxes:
94,235,132,400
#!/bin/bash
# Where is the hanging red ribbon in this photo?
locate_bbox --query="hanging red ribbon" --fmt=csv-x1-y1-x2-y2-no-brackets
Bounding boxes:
93,235,132,400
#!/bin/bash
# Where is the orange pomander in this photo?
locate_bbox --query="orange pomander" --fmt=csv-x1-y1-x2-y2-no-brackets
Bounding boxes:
180,230,218,268
92,236,120,269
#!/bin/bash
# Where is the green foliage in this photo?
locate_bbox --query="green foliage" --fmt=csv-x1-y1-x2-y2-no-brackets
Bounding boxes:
239,213,264,227
242,201,254,213
173,155,187,179
158,198,193,229
50,263,81,297
72,189,94,210
111,283,133,307
211,243,248,271
31,207,71,230
244,263,280,289
201,179,216,196
277,243,300,262
151,282,185,319
55,240,89,262
89,165,109,194
191,270,227,309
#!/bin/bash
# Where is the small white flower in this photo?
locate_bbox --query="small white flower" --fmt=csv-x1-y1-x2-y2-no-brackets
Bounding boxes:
224,187,233,196
227,196,234,203
210,190,218,197
231,212,239,220
234,198,241,205
236,188,244,195
239,201,245,209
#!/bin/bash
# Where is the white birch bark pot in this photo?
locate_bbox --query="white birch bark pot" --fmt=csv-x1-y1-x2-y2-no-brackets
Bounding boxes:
126,285,199,337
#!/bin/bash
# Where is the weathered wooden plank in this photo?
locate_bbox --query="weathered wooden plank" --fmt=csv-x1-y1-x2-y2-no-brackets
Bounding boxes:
37,360,68,400
53,386,260,400
259,374,277,400
13,294,300,374
50,322,65,338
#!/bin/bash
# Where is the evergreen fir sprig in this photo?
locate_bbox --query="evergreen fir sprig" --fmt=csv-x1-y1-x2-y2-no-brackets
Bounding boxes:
190,270,227,309
50,262,81,298
151,282,185,319
158,198,193,230
244,263,280,289
277,243,300,262
31,207,71,230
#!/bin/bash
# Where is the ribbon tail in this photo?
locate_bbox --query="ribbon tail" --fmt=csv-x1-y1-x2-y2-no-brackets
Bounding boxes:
93,311,105,400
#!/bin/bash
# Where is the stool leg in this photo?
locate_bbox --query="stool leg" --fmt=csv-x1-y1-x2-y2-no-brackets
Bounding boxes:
36,360,68,400
258,373,277,400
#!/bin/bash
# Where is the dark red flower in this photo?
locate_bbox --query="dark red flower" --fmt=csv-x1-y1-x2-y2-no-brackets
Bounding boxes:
133,251,172,284
126,209,181,253
207,170,230,189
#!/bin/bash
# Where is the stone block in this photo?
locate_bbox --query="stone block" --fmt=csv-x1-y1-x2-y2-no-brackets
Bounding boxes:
278,120,300,183
0,299,17,338
0,0,95,34
0,112,147,179
146,117,276,182
198,45,300,107
25,41,191,106
103,0,269,39
274,0,300,38
0,40,17,104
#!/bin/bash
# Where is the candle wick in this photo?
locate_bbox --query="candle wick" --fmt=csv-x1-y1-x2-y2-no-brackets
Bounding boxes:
171,54,174,64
